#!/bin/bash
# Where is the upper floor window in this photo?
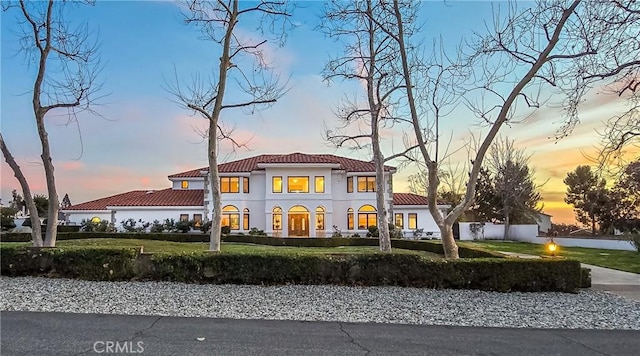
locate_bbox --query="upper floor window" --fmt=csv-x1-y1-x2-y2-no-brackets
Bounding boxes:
315,176,325,193
181,180,189,189
243,177,249,193
347,176,353,193
357,176,376,192
272,176,282,193
288,176,309,193
221,177,240,193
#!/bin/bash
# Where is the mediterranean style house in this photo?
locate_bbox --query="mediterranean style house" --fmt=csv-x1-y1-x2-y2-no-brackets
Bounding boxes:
63,153,449,238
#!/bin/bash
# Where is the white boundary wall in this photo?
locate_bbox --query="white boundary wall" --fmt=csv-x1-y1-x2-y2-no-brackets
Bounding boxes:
515,235,634,251
459,222,537,241
459,222,634,251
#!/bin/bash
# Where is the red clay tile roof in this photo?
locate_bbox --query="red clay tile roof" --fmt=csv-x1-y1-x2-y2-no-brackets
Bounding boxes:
169,153,395,177
393,193,428,206
65,189,204,210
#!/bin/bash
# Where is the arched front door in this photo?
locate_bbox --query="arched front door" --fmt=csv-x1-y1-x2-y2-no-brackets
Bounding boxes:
288,205,309,237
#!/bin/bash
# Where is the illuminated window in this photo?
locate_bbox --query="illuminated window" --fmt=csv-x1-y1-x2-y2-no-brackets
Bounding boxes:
243,208,249,230
91,216,101,224
316,206,325,230
408,213,417,229
357,177,376,192
221,205,240,230
193,214,202,227
357,205,377,229
272,176,282,193
243,177,249,193
347,176,353,193
179,214,189,222
347,208,354,230
395,213,404,229
181,180,189,189
221,177,240,193
272,206,282,230
315,176,325,193
288,176,309,193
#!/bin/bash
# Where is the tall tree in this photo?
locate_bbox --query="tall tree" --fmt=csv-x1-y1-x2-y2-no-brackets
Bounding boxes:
607,159,640,232
320,0,417,252
391,0,639,258
564,165,609,234
170,0,293,252
2,0,101,247
481,138,542,239
591,1,640,170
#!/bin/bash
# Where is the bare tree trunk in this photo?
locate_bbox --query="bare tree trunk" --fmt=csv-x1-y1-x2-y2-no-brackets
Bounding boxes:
0,134,43,247
503,213,510,240
36,113,59,247
208,119,222,252
439,223,457,257
372,130,390,252
206,1,238,252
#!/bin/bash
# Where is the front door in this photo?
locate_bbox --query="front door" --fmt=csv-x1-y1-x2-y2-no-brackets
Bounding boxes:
288,214,309,237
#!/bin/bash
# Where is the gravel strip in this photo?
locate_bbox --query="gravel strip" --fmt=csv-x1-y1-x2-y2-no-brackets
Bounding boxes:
2,276,639,330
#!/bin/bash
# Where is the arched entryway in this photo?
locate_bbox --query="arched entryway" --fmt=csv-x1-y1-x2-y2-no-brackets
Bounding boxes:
288,205,309,237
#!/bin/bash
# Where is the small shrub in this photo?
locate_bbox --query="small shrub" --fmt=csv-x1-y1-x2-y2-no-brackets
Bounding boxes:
366,225,379,237
149,220,164,233
175,220,192,233
351,233,360,238
221,225,231,235
200,221,212,233
331,225,342,238
120,218,150,233
163,218,177,232
412,228,424,238
249,227,266,236
389,223,404,239
1,207,17,230
80,219,115,233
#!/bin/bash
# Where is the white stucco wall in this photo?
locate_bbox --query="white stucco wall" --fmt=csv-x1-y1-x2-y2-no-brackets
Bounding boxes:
393,206,446,238
459,222,539,241
62,210,112,225
64,207,204,231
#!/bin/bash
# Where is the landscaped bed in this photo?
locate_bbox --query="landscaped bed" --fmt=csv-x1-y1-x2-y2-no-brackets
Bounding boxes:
0,236,586,292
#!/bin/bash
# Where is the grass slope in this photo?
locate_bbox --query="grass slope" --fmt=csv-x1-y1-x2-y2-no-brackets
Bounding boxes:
463,241,639,274
0,238,444,259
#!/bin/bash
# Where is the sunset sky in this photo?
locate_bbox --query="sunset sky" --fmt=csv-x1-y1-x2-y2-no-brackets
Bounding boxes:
1,1,634,225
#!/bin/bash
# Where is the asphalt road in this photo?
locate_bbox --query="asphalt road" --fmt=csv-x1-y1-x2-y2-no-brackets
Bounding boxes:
1,311,639,355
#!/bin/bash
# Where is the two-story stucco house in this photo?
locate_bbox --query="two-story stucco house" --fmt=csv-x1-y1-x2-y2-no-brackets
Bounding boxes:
63,153,449,237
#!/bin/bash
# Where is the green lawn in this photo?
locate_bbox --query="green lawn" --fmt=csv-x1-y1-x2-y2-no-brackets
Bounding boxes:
1,238,443,259
462,240,640,274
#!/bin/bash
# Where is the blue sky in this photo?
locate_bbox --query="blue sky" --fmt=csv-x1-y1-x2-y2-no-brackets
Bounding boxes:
1,1,631,224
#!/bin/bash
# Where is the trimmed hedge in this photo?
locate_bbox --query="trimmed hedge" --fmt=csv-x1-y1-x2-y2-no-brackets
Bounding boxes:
1,245,139,280
0,244,583,292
